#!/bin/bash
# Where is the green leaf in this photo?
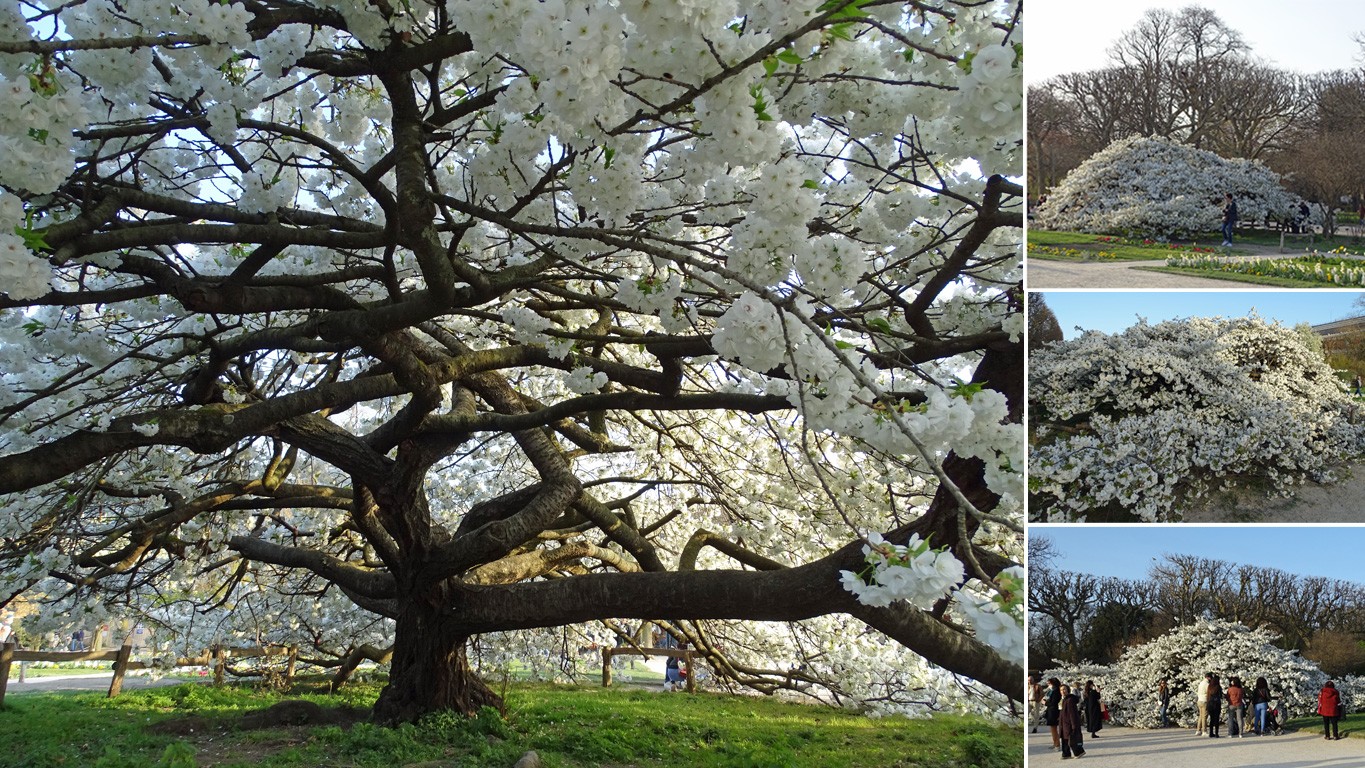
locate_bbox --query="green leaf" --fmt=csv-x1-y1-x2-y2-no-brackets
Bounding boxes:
602,146,616,170
949,381,985,402
749,83,774,121
762,56,779,78
866,317,893,334
16,226,49,252
801,179,820,190
834,340,855,350
776,49,804,66
817,0,870,20
826,22,855,41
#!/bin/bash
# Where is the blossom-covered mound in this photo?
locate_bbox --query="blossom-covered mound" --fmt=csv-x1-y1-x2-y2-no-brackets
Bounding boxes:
1043,619,1363,728
1034,136,1300,239
1030,316,1364,522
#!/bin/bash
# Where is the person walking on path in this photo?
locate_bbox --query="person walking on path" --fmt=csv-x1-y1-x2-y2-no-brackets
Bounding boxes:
1083,681,1104,738
1158,677,1171,728
1196,672,1211,735
1206,674,1224,738
1354,374,1362,397
1045,677,1063,751
1252,677,1273,735
1029,674,1046,734
1318,680,1343,741
1221,193,1238,247
1059,684,1087,759
1225,676,1245,737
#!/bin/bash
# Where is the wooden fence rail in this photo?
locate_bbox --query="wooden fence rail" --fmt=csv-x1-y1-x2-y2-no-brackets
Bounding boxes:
601,647,695,693
0,641,298,707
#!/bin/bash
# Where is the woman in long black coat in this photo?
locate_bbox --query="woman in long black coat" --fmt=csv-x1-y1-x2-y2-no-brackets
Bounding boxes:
1060,684,1087,758
1083,680,1104,738
1045,677,1063,751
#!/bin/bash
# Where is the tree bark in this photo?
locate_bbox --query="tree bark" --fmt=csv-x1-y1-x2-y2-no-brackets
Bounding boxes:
370,596,502,724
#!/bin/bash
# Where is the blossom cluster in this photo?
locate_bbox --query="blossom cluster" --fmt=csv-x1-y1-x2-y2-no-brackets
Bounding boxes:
840,532,965,610
1030,315,1363,521
1034,136,1301,238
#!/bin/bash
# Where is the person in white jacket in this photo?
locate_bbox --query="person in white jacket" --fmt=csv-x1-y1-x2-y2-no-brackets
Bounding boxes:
1196,672,1212,734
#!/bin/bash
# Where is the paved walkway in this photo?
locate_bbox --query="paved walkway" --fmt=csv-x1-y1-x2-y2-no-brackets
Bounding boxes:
1026,260,1245,289
1026,241,1331,290
1028,726,1361,767
5,671,207,694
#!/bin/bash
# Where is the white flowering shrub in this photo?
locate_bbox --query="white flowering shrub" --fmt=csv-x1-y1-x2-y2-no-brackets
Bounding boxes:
0,0,1023,723
1034,136,1301,238
1030,316,1362,522
1044,619,1327,728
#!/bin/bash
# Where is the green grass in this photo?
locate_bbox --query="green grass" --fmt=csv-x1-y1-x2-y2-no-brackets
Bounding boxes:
1285,712,1365,739
0,680,1020,768
1026,231,1216,261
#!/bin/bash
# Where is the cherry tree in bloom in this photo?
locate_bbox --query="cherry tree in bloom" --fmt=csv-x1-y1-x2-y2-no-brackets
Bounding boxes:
1030,316,1361,522
1043,619,1354,728
1033,135,1302,239
0,0,1022,723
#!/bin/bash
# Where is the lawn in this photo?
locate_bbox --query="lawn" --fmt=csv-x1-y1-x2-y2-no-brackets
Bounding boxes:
1285,711,1365,739
0,680,1021,768
1026,231,1220,261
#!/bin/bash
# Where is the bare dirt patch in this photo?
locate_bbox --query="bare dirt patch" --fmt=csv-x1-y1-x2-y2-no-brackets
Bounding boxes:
1181,466,1365,523
145,700,370,767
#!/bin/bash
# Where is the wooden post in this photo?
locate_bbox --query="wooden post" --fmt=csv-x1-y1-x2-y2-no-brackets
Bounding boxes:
107,643,133,699
601,647,612,688
213,645,226,686
286,645,298,684
685,650,696,693
0,642,15,708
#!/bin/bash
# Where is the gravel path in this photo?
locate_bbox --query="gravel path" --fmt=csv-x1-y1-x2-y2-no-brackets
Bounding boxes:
1026,259,1247,289
1027,725,1360,767
1026,241,1322,290
4,671,207,694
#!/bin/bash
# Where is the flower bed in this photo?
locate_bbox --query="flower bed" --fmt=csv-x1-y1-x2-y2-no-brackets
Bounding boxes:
1166,254,1365,285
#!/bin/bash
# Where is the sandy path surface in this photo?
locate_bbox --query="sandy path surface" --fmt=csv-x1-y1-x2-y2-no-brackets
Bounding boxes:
4,671,208,694
1026,242,1325,290
1026,259,1248,289
1181,465,1365,523
1028,725,1360,767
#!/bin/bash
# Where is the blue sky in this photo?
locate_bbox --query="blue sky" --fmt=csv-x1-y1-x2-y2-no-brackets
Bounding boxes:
1030,526,1365,584
1028,0,1364,83
1039,291,1365,339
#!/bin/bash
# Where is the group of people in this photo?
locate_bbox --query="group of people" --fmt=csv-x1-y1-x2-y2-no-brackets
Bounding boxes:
1174,673,1282,738
1030,675,1107,759
1032,672,1352,758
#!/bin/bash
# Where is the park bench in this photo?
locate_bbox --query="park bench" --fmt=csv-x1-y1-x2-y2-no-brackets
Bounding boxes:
1279,230,1314,252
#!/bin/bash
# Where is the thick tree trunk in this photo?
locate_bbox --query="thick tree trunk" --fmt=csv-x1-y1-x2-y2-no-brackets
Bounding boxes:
371,599,502,725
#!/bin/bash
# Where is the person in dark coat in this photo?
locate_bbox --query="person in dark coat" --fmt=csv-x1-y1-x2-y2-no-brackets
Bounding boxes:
1221,192,1238,247
1083,680,1104,738
1318,681,1343,740
1059,684,1086,759
1207,674,1224,737
1045,677,1063,751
